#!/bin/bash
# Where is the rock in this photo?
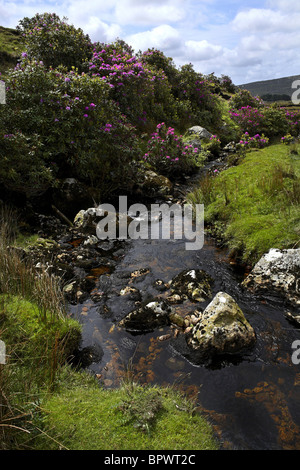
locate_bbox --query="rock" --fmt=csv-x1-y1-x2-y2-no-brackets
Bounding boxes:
141,170,173,198
223,141,237,153
169,269,213,302
242,248,300,307
188,292,256,360
73,207,133,237
188,126,213,140
119,300,172,333
169,312,186,328
73,207,102,233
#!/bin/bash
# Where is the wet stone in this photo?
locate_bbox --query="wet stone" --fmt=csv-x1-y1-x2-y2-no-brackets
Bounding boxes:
187,292,256,361
119,300,172,333
168,269,214,303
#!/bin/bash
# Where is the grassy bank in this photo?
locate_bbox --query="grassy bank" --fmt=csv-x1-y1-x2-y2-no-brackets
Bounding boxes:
33,369,218,450
0,26,23,76
0,210,219,450
188,142,300,265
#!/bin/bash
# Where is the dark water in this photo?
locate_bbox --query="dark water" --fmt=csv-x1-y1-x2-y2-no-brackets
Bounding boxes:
69,216,300,450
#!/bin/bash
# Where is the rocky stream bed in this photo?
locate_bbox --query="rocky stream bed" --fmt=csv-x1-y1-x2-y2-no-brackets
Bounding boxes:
15,160,300,451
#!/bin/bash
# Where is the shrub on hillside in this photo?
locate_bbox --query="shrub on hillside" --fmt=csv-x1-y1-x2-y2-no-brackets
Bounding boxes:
143,122,200,178
17,12,93,72
229,89,263,110
0,60,139,197
229,103,297,138
173,63,223,132
87,40,178,131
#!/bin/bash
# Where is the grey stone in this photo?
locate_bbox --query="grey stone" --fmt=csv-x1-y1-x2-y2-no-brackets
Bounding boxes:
242,248,300,307
188,292,256,358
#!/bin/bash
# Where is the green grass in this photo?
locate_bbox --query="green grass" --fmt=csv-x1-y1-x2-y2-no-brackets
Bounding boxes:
0,211,219,451
188,143,300,264
0,26,24,76
1,294,219,450
34,369,219,450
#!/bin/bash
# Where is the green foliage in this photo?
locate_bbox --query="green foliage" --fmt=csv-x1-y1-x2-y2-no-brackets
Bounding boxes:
1,60,139,196
0,132,53,197
118,383,163,434
259,104,290,137
189,143,300,264
230,89,263,109
17,12,93,72
173,63,223,132
206,135,221,156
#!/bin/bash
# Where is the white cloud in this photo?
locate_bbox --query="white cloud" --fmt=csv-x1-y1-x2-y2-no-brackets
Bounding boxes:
266,0,300,11
126,24,182,54
232,8,300,33
82,17,122,43
184,40,223,61
115,0,185,26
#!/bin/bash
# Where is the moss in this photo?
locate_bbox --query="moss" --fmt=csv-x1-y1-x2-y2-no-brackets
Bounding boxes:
190,143,300,265
0,294,81,365
33,370,219,450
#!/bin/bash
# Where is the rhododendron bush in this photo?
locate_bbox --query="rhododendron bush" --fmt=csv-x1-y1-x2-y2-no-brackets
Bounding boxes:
0,59,139,196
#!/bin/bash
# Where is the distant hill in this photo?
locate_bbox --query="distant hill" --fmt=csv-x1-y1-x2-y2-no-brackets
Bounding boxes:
239,75,300,102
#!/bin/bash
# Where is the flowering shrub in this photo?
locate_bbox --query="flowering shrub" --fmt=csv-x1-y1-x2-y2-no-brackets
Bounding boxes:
237,132,269,151
281,134,295,145
229,106,264,134
283,108,300,136
229,89,263,110
143,123,200,177
172,63,222,131
17,13,93,71
87,40,177,130
1,60,139,196
229,103,298,138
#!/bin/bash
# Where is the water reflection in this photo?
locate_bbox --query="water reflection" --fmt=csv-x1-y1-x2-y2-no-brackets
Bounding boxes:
70,233,300,450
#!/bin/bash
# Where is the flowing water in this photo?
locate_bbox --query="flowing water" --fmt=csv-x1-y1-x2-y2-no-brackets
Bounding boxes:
68,223,300,450
67,167,300,450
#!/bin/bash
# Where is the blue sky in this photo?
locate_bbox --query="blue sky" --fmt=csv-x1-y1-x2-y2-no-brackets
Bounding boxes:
1,0,299,84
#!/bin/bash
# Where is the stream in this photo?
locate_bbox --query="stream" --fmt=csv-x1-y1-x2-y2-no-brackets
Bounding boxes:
62,167,300,451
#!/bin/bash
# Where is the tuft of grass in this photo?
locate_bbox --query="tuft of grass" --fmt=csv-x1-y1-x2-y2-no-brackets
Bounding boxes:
188,143,300,264
33,368,219,451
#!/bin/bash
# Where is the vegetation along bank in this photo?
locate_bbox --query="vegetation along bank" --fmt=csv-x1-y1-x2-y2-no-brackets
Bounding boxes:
0,12,299,450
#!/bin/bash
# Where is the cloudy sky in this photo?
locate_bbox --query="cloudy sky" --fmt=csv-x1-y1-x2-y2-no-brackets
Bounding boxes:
0,0,299,84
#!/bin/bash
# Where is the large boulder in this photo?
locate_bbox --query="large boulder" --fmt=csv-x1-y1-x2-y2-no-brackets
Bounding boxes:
188,126,213,140
187,292,256,360
242,248,300,307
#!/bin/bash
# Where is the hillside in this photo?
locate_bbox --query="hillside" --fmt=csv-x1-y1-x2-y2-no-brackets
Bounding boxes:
239,74,300,101
0,25,23,75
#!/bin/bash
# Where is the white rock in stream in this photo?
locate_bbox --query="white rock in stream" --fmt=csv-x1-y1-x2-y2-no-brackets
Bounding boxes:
242,248,300,307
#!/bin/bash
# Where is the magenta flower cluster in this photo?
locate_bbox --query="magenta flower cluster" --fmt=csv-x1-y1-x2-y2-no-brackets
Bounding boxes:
143,122,199,177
